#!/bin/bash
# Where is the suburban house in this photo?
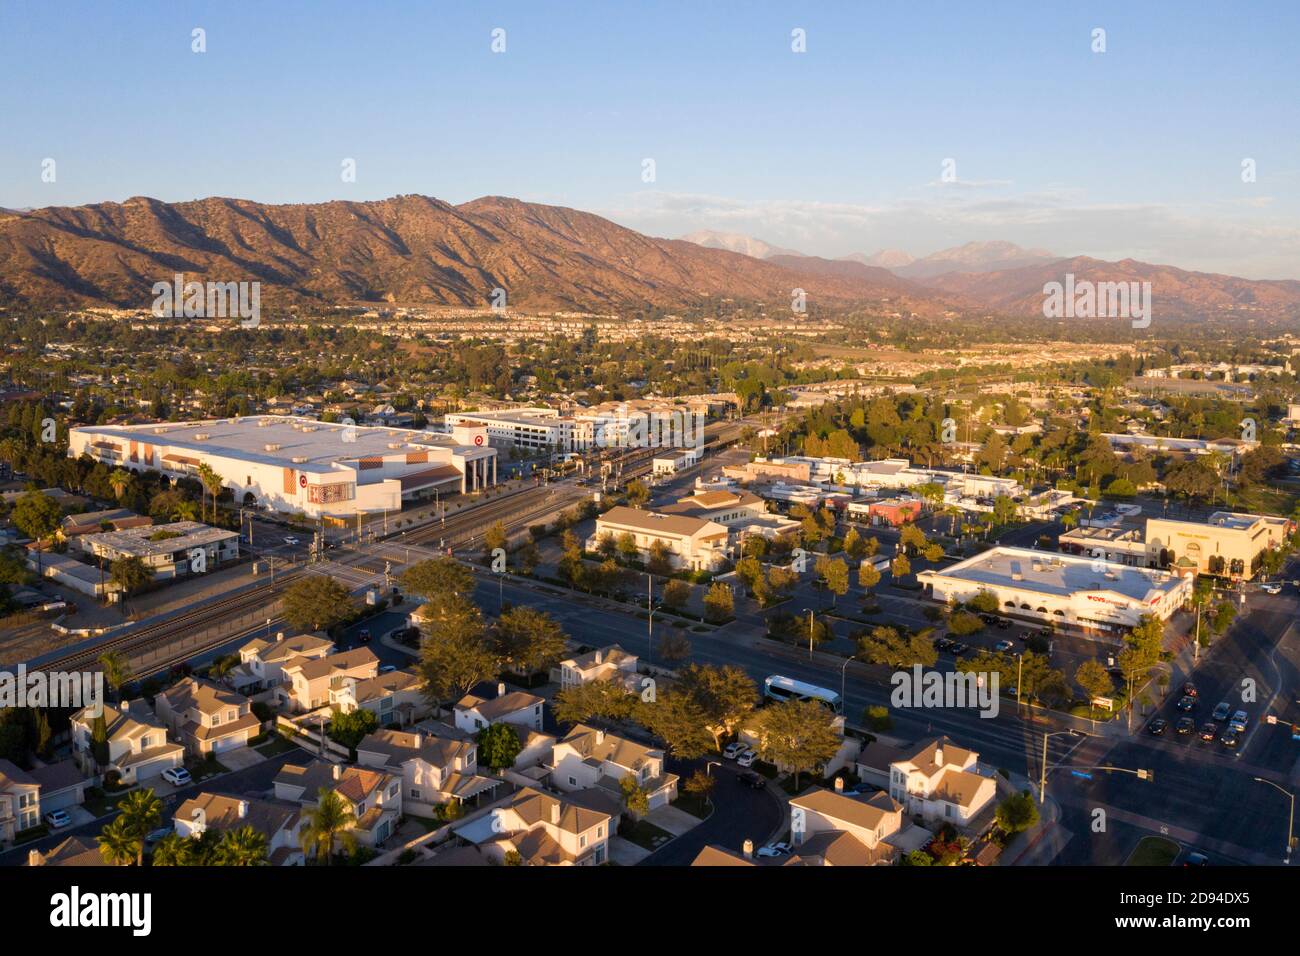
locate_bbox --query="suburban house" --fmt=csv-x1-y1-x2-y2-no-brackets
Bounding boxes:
556,644,638,691
273,760,403,848
329,669,426,727
0,760,41,842
154,677,261,757
660,488,801,545
867,736,998,829
458,787,612,866
60,508,152,538
28,760,91,818
787,787,907,866
227,633,334,694
27,835,111,867
691,844,758,866
587,505,730,572
173,791,304,866
739,714,861,780
277,647,380,713
453,683,545,734
355,727,500,817
70,699,185,785
548,724,679,811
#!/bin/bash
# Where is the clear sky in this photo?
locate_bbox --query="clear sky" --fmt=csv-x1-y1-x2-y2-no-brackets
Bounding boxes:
2,1,1298,277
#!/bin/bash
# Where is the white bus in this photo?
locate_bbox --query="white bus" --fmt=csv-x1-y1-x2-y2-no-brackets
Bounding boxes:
763,675,843,714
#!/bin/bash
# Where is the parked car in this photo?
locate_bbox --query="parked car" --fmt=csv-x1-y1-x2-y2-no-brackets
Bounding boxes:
379,664,397,674
1175,717,1195,735
994,640,1015,652
1181,682,1198,698
1219,729,1240,749
949,642,969,656
284,536,300,546
161,767,192,787
1183,851,1210,866
357,628,371,643
995,618,1012,630
846,782,878,795
723,742,747,760
1229,711,1249,733
1147,718,1168,736
1176,695,1196,711
1261,582,1282,595
757,842,791,858
979,614,999,625
1198,722,1219,742
736,749,758,768
739,770,766,789
1212,701,1232,721
44,809,71,829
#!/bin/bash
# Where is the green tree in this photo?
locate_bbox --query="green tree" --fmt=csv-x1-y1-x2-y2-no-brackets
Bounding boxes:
477,722,522,771
116,788,164,866
857,625,937,670
552,680,636,725
327,708,379,751
215,825,270,866
109,556,152,609
702,582,733,622
98,650,133,702
401,557,474,602
638,690,713,759
676,663,758,751
1074,659,1114,718
300,788,358,865
683,769,715,807
625,479,650,508
661,578,691,611
283,575,357,632
12,490,61,541
417,594,497,710
619,773,651,815
98,816,141,866
995,791,1040,835
490,606,567,676
751,699,842,791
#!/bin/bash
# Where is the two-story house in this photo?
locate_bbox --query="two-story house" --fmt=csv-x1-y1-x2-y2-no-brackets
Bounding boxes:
0,760,41,843
154,677,261,757
355,727,499,818
277,647,380,713
452,683,544,734
226,633,334,694
556,644,638,692
70,699,184,785
879,736,997,829
467,787,612,866
329,669,426,728
273,760,403,848
548,724,678,810
786,787,906,866
173,791,305,865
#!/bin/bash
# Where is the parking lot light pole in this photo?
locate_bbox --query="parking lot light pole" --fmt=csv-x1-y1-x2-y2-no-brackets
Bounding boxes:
1253,778,1296,864
802,607,815,659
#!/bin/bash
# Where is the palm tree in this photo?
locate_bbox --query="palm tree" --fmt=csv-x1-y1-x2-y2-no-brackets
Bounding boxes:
97,650,133,702
117,788,164,866
172,498,200,522
97,817,140,866
108,467,133,502
148,832,190,866
299,788,357,865
196,463,223,523
216,825,269,866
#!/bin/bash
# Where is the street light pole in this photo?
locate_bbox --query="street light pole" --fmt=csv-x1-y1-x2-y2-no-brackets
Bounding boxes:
1253,777,1296,864
840,654,856,710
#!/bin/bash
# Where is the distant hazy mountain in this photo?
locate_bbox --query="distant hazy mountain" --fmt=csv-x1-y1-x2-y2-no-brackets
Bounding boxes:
840,249,916,269
680,230,806,260
923,255,1300,319
894,241,1060,279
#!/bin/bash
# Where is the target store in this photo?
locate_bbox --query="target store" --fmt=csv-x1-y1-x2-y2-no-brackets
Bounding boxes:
69,416,497,519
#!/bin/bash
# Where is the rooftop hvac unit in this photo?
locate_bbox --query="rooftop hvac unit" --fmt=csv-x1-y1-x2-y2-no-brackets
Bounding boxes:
264,443,281,452
1011,572,1023,581
193,433,209,440
388,442,404,449
153,426,167,434
301,426,316,433
291,456,308,464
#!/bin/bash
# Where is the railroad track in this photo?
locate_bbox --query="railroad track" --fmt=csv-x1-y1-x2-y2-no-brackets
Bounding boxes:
41,568,306,673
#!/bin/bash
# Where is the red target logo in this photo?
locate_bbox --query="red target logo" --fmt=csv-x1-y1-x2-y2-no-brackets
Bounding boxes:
474,435,484,446
299,474,308,488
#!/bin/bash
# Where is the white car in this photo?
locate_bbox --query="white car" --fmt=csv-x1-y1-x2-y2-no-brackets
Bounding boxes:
722,742,747,760
756,842,791,858
736,749,758,768
1260,582,1282,595
44,809,71,829
284,536,300,546
161,767,192,787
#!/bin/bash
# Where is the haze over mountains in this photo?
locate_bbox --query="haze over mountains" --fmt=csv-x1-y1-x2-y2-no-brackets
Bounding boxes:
0,196,1297,321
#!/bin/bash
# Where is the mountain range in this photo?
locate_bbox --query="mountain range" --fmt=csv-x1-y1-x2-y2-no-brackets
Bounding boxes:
0,196,1297,321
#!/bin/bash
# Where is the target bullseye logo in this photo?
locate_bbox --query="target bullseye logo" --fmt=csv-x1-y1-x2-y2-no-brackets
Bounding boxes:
299,474,308,488
474,435,484,446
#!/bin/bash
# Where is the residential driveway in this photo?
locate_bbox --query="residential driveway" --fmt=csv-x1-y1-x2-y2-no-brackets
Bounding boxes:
643,804,700,837
608,836,652,866
219,746,268,772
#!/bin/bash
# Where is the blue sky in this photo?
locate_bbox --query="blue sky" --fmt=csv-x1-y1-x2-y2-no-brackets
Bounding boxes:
2,1,1298,277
